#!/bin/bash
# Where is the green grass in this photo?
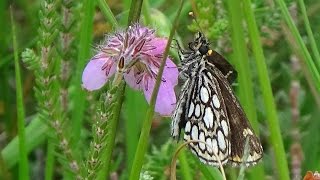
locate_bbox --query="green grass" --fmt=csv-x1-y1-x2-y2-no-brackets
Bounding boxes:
241,0,290,179
225,0,266,179
11,8,29,180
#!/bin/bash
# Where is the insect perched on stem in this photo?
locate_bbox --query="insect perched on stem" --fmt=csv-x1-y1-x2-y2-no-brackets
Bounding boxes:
171,32,263,166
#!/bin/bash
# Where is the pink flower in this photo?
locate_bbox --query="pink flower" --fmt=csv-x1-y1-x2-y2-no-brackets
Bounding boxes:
82,24,178,116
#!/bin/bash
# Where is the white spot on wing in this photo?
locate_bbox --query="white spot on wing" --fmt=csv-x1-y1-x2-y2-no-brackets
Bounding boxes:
185,121,191,133
221,119,228,136
217,130,226,150
199,132,205,150
212,138,218,155
200,86,209,103
206,138,213,153
203,107,214,129
191,125,199,140
195,104,201,117
212,94,220,108
188,102,194,118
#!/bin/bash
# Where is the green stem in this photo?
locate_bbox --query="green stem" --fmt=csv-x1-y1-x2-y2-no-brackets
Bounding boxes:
11,8,29,180
275,0,320,92
129,1,185,179
227,0,265,178
178,150,192,180
97,0,118,27
124,89,147,171
226,0,258,131
100,83,126,179
45,141,55,180
71,0,95,144
127,0,144,24
297,0,320,70
142,0,152,25
242,0,289,179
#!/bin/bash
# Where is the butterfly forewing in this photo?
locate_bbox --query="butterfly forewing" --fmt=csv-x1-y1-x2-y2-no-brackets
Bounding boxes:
171,32,263,167
206,50,237,84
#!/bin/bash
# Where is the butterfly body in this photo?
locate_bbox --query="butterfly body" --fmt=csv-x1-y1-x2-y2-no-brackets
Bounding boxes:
171,32,263,166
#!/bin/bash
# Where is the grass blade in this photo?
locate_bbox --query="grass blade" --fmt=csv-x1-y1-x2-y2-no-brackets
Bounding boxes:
275,0,320,92
11,7,30,180
242,0,290,179
297,0,320,70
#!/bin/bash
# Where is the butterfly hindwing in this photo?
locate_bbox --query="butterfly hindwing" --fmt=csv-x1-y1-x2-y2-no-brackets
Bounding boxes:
182,66,231,165
171,79,191,139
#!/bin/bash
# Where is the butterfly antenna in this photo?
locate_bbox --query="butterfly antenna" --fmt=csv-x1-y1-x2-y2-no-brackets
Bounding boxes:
189,11,204,35
189,11,212,45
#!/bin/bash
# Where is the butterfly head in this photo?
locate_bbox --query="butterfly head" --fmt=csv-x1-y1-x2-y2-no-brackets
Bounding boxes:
188,32,210,55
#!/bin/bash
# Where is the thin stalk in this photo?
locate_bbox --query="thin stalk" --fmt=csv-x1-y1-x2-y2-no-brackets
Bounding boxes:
297,0,320,70
124,89,147,170
142,0,152,25
11,8,29,180
274,0,320,92
242,0,290,179
177,150,192,180
97,0,118,27
129,1,185,179
281,23,320,109
127,0,143,24
226,0,258,132
226,0,264,178
45,142,54,180
100,83,126,179
123,0,131,12
71,0,95,142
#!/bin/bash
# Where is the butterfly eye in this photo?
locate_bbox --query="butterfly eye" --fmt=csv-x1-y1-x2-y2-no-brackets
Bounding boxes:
198,44,209,55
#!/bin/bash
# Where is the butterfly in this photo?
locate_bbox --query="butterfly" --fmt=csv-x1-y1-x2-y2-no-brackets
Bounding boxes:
171,32,263,166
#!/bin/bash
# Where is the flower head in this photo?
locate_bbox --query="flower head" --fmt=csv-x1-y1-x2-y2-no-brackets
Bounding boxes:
82,24,178,116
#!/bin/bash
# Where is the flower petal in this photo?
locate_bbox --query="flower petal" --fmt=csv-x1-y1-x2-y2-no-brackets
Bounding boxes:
82,55,116,91
149,38,167,55
147,58,178,86
123,68,142,90
163,58,179,86
143,76,176,116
